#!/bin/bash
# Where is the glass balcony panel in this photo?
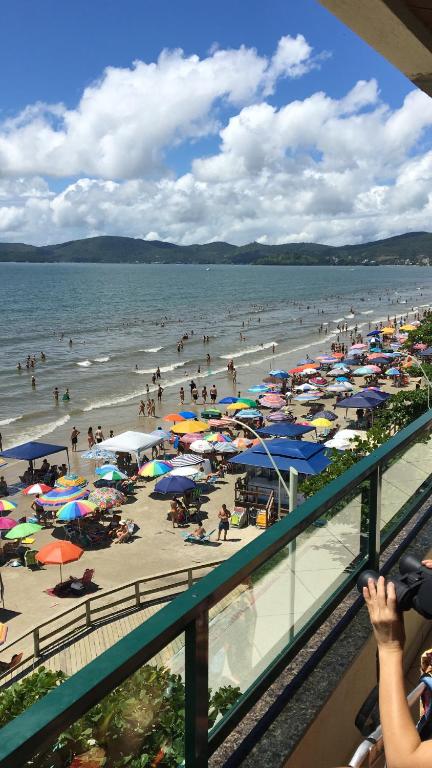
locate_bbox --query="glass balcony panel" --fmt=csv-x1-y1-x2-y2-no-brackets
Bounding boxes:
380,435,432,530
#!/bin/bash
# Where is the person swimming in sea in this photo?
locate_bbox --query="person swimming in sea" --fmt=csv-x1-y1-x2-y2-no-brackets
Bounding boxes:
62,388,70,401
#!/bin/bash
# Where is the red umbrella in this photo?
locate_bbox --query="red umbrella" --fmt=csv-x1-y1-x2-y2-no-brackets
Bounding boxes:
37,541,83,581
23,483,53,496
0,518,17,531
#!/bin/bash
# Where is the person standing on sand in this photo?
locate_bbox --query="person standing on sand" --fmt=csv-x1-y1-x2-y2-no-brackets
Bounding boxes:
210,384,217,403
179,387,185,404
94,426,104,444
217,504,231,541
87,427,95,448
151,399,156,416
139,400,145,416
202,386,207,404
157,385,163,403
71,426,80,452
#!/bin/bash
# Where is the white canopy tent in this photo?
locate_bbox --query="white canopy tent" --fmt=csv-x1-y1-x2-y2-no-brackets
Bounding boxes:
96,431,163,465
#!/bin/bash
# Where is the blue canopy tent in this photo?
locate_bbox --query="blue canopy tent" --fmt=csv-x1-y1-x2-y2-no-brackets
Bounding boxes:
256,423,315,439
335,394,382,409
0,441,69,465
229,439,330,475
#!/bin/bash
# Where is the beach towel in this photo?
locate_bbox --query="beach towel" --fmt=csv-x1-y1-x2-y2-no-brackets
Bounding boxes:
0,624,8,645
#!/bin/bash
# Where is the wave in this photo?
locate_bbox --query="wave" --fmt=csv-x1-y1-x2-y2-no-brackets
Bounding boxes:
8,415,71,447
0,415,23,426
333,318,345,322
77,360,92,367
134,361,188,374
345,314,355,319
360,310,373,315
220,341,277,360
140,347,163,353
93,356,110,363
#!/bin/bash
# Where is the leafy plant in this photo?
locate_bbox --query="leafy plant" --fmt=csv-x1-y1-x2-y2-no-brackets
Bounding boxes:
0,666,240,767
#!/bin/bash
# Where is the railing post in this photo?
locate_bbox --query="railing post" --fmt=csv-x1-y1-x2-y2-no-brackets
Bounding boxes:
185,610,209,768
33,628,40,658
368,465,382,570
135,582,141,608
187,568,193,588
85,601,92,628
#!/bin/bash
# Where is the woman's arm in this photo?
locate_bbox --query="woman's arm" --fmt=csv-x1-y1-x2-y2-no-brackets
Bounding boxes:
364,577,432,768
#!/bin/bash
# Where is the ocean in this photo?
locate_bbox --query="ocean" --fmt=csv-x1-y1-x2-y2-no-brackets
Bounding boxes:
1,262,431,450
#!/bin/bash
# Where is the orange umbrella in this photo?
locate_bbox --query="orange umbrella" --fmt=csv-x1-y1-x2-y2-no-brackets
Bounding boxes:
37,541,83,581
163,413,185,423
289,363,319,374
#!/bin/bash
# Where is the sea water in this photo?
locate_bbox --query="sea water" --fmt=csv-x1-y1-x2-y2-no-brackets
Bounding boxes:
1,262,431,449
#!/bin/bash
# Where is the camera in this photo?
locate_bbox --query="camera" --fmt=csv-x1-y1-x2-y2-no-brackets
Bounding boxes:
357,554,432,619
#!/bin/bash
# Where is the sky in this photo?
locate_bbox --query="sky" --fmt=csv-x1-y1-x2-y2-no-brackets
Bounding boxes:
0,0,431,246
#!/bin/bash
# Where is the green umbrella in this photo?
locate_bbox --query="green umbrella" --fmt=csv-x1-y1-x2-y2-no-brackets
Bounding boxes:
234,398,257,408
5,522,42,540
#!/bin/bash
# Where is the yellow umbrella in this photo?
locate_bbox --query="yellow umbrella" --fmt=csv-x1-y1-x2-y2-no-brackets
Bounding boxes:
171,419,209,434
226,402,252,411
399,324,416,331
311,418,333,428
381,326,395,335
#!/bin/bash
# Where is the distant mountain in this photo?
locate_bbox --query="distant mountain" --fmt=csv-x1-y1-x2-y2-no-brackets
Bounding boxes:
0,232,431,266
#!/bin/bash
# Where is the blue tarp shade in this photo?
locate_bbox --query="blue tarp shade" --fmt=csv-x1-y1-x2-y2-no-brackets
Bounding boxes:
229,438,330,475
256,424,315,438
0,441,68,462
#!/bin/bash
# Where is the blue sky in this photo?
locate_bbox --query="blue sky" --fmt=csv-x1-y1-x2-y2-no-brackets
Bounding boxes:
0,0,431,245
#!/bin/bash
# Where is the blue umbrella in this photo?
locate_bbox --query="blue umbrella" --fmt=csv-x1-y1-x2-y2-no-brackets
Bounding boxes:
230,439,331,475
219,397,240,404
248,385,269,393
95,463,118,476
268,370,290,379
336,376,350,382
154,476,196,494
236,409,262,419
367,330,381,336
312,410,338,421
81,448,117,461
335,394,382,409
178,411,198,419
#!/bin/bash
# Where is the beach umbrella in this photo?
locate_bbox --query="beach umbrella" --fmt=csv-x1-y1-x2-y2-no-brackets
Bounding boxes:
171,420,209,434
385,367,400,376
218,397,239,404
294,393,322,402
95,464,118,476
312,410,338,421
351,343,368,350
367,330,381,337
366,356,391,365
215,442,237,454
353,366,379,376
311,418,333,428
267,411,292,421
236,409,262,419
98,469,128,482
190,440,215,454
178,411,198,419
0,518,17,531
400,324,416,331
81,447,117,461
0,500,17,513
5,522,42,540
36,540,83,581
87,488,126,510
208,418,233,428
268,370,290,379
295,383,317,392
57,500,96,521
335,394,381,410
138,460,173,478
163,413,185,423
154,476,196,495
309,376,327,385
38,487,89,506
259,396,286,408
170,454,204,467
23,483,52,496
201,408,222,418
232,437,253,449
56,473,87,490
205,432,232,443
248,385,269,393
326,382,354,392
180,433,203,445
169,465,206,479
226,402,251,411
300,367,320,376
381,326,395,335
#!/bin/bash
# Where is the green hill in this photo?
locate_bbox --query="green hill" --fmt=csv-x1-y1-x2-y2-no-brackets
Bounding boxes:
0,231,431,266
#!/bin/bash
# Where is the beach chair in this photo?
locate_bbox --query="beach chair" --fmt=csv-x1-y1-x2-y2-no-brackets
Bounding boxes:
0,652,23,675
182,529,215,545
231,506,248,528
69,568,95,594
24,549,40,569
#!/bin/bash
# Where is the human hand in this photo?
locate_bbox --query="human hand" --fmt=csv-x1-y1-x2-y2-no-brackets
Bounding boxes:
422,559,432,569
363,576,405,653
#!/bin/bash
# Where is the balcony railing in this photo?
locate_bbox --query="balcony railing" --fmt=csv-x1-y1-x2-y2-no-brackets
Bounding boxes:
0,410,431,768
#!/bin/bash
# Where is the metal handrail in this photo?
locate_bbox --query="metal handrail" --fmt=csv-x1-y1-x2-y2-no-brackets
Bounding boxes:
0,409,431,767
0,560,223,678
348,683,426,767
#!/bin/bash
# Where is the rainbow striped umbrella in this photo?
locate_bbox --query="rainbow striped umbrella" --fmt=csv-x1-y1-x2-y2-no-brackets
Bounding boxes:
56,473,87,489
37,487,89,506
57,500,96,521
138,460,173,478
0,499,17,513
205,432,232,443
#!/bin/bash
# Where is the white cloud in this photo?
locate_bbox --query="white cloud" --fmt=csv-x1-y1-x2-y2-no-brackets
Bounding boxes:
0,36,431,248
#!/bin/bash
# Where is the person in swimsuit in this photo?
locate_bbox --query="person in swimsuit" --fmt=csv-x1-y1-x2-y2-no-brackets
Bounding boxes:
94,426,104,443
87,427,95,448
217,504,231,541
71,426,80,452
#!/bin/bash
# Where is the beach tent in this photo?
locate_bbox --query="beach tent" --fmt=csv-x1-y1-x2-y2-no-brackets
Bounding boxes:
229,439,330,475
256,424,315,438
0,441,69,466
96,431,162,465
335,394,382,410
